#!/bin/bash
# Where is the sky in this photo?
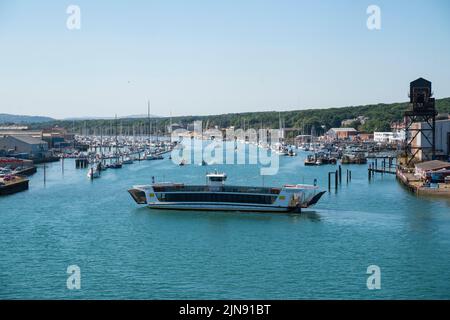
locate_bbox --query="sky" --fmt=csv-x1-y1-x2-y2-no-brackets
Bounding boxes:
0,0,449,119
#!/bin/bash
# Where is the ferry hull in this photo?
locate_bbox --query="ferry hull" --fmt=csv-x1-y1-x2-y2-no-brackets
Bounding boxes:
145,202,301,213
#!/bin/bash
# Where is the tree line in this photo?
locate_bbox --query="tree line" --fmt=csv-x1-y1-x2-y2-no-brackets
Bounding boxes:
28,97,450,135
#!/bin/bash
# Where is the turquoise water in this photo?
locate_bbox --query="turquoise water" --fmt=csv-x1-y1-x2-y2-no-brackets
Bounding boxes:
1,149,450,299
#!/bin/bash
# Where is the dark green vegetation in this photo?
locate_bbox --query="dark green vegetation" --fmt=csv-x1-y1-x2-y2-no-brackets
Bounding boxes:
26,97,450,134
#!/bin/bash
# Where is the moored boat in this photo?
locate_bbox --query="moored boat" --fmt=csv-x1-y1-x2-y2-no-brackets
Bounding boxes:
145,153,164,161
87,166,101,179
122,157,134,165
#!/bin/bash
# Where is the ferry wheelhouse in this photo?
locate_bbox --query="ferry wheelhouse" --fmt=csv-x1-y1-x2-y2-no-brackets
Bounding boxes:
128,172,325,213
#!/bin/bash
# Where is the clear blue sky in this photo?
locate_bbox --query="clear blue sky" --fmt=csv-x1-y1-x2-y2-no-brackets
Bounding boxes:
0,0,449,119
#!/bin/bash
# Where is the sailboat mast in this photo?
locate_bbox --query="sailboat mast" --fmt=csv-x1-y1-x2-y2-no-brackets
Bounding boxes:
148,100,151,143
115,114,119,161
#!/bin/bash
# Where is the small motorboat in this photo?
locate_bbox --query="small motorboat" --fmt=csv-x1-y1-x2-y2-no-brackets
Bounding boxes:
145,154,164,161
87,166,100,179
109,162,123,169
122,157,134,165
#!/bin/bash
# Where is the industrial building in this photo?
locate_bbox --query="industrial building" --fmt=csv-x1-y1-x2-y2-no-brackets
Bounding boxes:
325,128,358,141
415,160,450,181
409,119,450,161
0,135,49,159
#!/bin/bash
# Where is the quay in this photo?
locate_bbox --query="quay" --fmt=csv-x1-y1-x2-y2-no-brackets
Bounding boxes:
396,161,450,196
0,175,29,196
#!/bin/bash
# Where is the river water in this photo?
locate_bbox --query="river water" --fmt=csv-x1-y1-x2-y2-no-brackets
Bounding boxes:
1,146,450,299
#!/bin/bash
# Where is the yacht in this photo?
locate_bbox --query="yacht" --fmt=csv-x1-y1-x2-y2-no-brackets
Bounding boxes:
122,157,134,165
128,172,325,213
145,153,164,161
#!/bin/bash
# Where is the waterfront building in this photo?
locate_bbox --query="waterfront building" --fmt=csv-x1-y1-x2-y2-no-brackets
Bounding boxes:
374,130,406,143
414,160,450,180
325,128,358,141
0,135,49,159
0,125,29,130
409,119,450,161
357,133,374,142
0,129,43,139
41,127,75,148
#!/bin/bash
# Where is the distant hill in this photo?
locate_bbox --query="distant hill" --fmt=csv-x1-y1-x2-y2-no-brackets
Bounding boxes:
0,113,55,124
64,114,160,121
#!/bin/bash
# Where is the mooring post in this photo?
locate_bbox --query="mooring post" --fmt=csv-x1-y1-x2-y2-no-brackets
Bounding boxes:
328,172,331,191
335,170,338,190
349,170,352,181
368,164,371,181
338,165,342,184
346,169,349,184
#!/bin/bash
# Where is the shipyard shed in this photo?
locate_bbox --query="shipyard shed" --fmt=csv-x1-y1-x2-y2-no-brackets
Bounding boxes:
0,135,48,158
415,160,450,179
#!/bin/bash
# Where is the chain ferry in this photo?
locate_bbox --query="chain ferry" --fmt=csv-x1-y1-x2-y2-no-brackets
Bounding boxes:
128,172,325,213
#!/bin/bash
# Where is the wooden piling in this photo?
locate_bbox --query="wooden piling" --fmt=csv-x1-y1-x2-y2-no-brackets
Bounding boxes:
328,172,331,191
335,170,338,190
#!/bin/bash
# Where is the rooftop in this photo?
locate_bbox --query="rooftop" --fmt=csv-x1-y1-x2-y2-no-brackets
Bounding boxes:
329,128,358,132
8,135,47,145
415,160,450,171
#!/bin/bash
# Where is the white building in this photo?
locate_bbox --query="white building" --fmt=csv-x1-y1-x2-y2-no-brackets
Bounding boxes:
374,130,406,143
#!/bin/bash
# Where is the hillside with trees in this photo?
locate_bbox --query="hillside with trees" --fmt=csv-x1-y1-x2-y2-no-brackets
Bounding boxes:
27,97,450,135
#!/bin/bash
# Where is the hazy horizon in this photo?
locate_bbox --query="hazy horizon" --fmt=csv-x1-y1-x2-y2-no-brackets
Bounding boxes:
1,0,449,118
